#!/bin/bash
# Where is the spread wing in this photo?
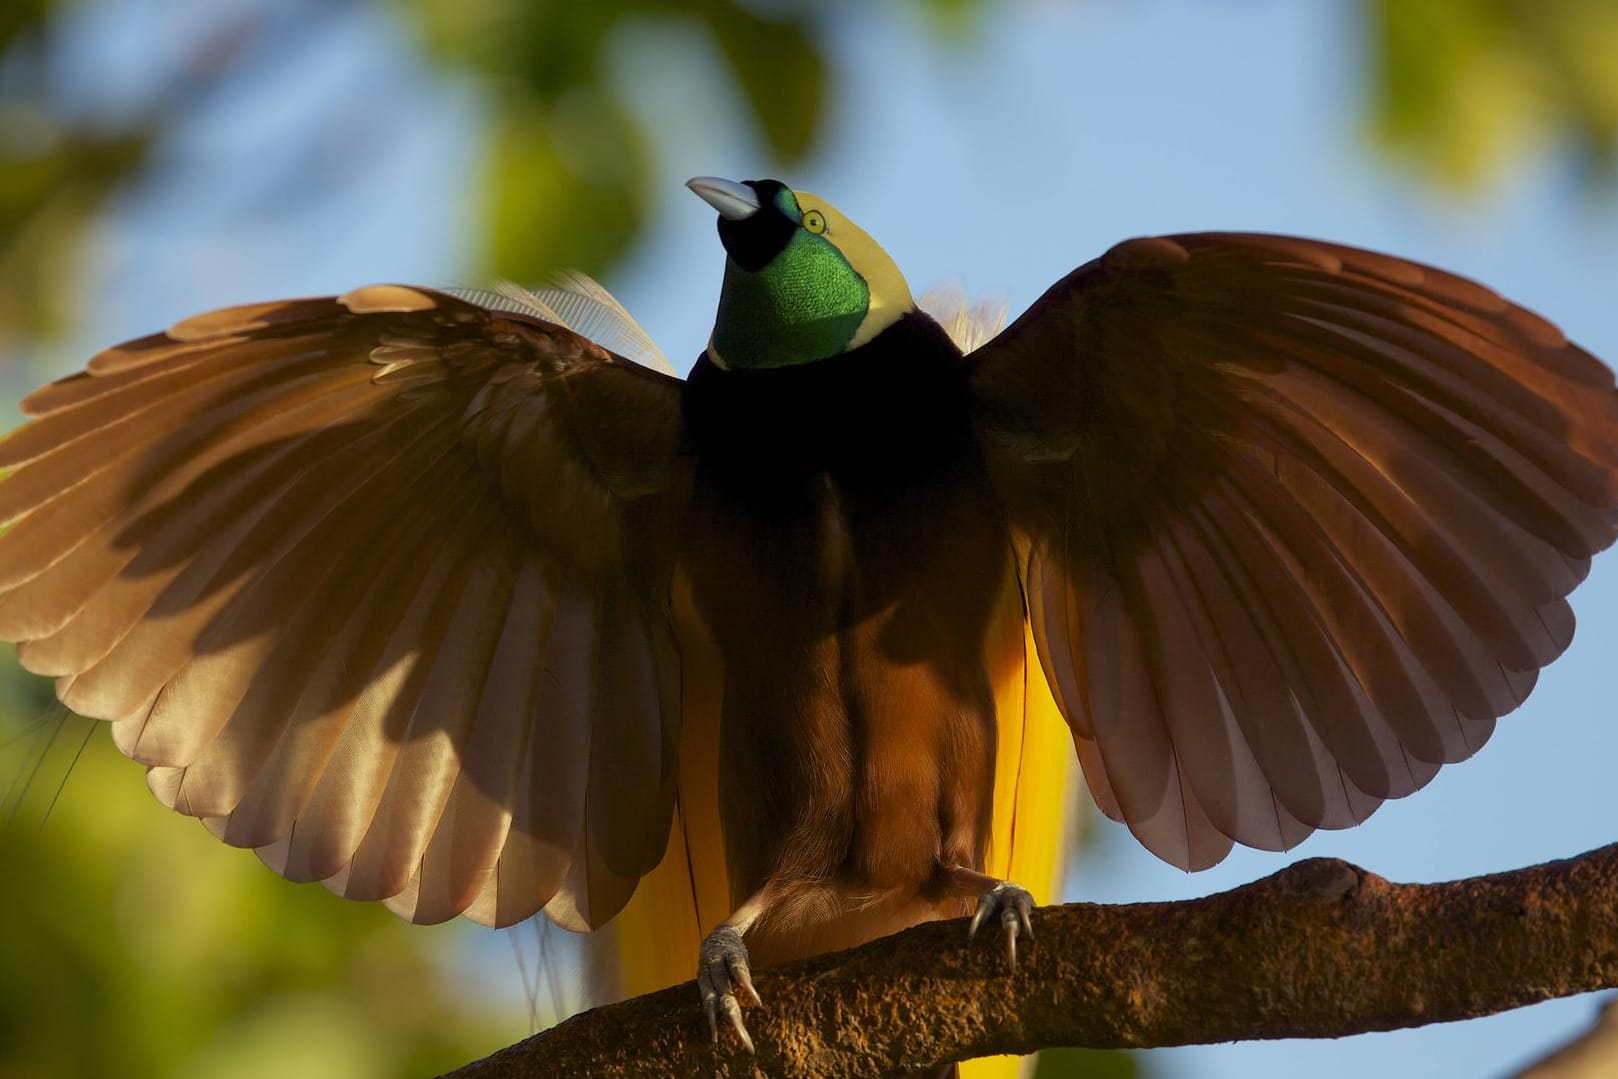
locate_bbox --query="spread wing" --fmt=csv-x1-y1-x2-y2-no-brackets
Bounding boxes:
969,233,1618,869
0,285,688,928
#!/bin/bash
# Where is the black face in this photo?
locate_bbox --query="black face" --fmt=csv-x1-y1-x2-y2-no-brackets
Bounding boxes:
716,179,798,272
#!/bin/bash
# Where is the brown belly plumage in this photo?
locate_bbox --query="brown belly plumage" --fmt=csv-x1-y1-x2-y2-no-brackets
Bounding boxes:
680,456,1022,959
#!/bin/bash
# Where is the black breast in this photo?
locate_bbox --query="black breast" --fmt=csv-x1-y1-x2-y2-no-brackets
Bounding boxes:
680,311,972,495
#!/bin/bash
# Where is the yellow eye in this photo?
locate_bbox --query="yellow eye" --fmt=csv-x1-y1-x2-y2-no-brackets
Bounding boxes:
802,209,827,234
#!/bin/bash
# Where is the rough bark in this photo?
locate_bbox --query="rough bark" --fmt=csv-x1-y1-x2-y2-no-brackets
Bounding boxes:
445,844,1618,1078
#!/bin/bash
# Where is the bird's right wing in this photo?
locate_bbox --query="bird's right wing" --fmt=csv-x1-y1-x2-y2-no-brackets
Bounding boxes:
968,233,1618,870
0,285,689,929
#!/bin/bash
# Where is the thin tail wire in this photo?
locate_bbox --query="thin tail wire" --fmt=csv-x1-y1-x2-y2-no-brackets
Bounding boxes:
39,718,96,830
2,703,82,829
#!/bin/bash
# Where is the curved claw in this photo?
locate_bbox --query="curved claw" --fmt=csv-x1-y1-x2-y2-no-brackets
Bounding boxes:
697,924,760,1054
969,881,1036,972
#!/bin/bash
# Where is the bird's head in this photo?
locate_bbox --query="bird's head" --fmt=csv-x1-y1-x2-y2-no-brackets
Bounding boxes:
687,176,914,370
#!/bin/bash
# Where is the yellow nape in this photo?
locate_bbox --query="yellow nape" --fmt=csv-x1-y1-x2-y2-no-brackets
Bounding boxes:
792,187,914,350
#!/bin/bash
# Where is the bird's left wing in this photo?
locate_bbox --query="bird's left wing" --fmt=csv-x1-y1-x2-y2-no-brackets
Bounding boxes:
0,285,688,929
968,233,1618,870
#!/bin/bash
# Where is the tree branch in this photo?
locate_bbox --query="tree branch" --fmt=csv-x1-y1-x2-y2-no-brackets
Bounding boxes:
445,844,1618,1078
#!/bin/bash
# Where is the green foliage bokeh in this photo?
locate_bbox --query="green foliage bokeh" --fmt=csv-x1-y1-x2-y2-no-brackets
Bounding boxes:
1,701,518,1079
6,0,1615,354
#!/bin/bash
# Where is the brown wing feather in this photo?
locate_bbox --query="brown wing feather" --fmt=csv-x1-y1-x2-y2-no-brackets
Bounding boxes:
973,233,1618,869
0,285,688,927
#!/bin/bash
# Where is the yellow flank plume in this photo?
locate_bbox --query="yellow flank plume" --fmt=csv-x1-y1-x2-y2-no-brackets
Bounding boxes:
591,571,729,1003
985,598,1073,898
962,578,1075,1079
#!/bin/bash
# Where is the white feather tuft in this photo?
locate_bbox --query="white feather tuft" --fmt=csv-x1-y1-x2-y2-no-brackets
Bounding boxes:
447,275,673,374
917,284,1008,355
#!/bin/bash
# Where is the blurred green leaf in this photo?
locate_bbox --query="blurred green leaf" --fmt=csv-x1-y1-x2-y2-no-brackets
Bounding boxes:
1367,0,1618,187
705,0,825,163
907,0,997,41
483,87,649,279
6,0,1618,362
0,0,842,355
404,0,826,272
404,0,615,94
0,0,59,57
0,711,519,1079
0,127,151,350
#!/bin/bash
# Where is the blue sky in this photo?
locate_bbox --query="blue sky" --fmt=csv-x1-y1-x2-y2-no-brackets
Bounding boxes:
45,1,1618,1075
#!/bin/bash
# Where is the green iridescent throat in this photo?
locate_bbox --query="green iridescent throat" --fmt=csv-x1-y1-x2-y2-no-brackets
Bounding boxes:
712,230,870,369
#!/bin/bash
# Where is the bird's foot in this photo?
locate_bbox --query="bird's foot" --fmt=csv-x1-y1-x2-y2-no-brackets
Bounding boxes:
968,880,1035,972
698,923,762,1054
